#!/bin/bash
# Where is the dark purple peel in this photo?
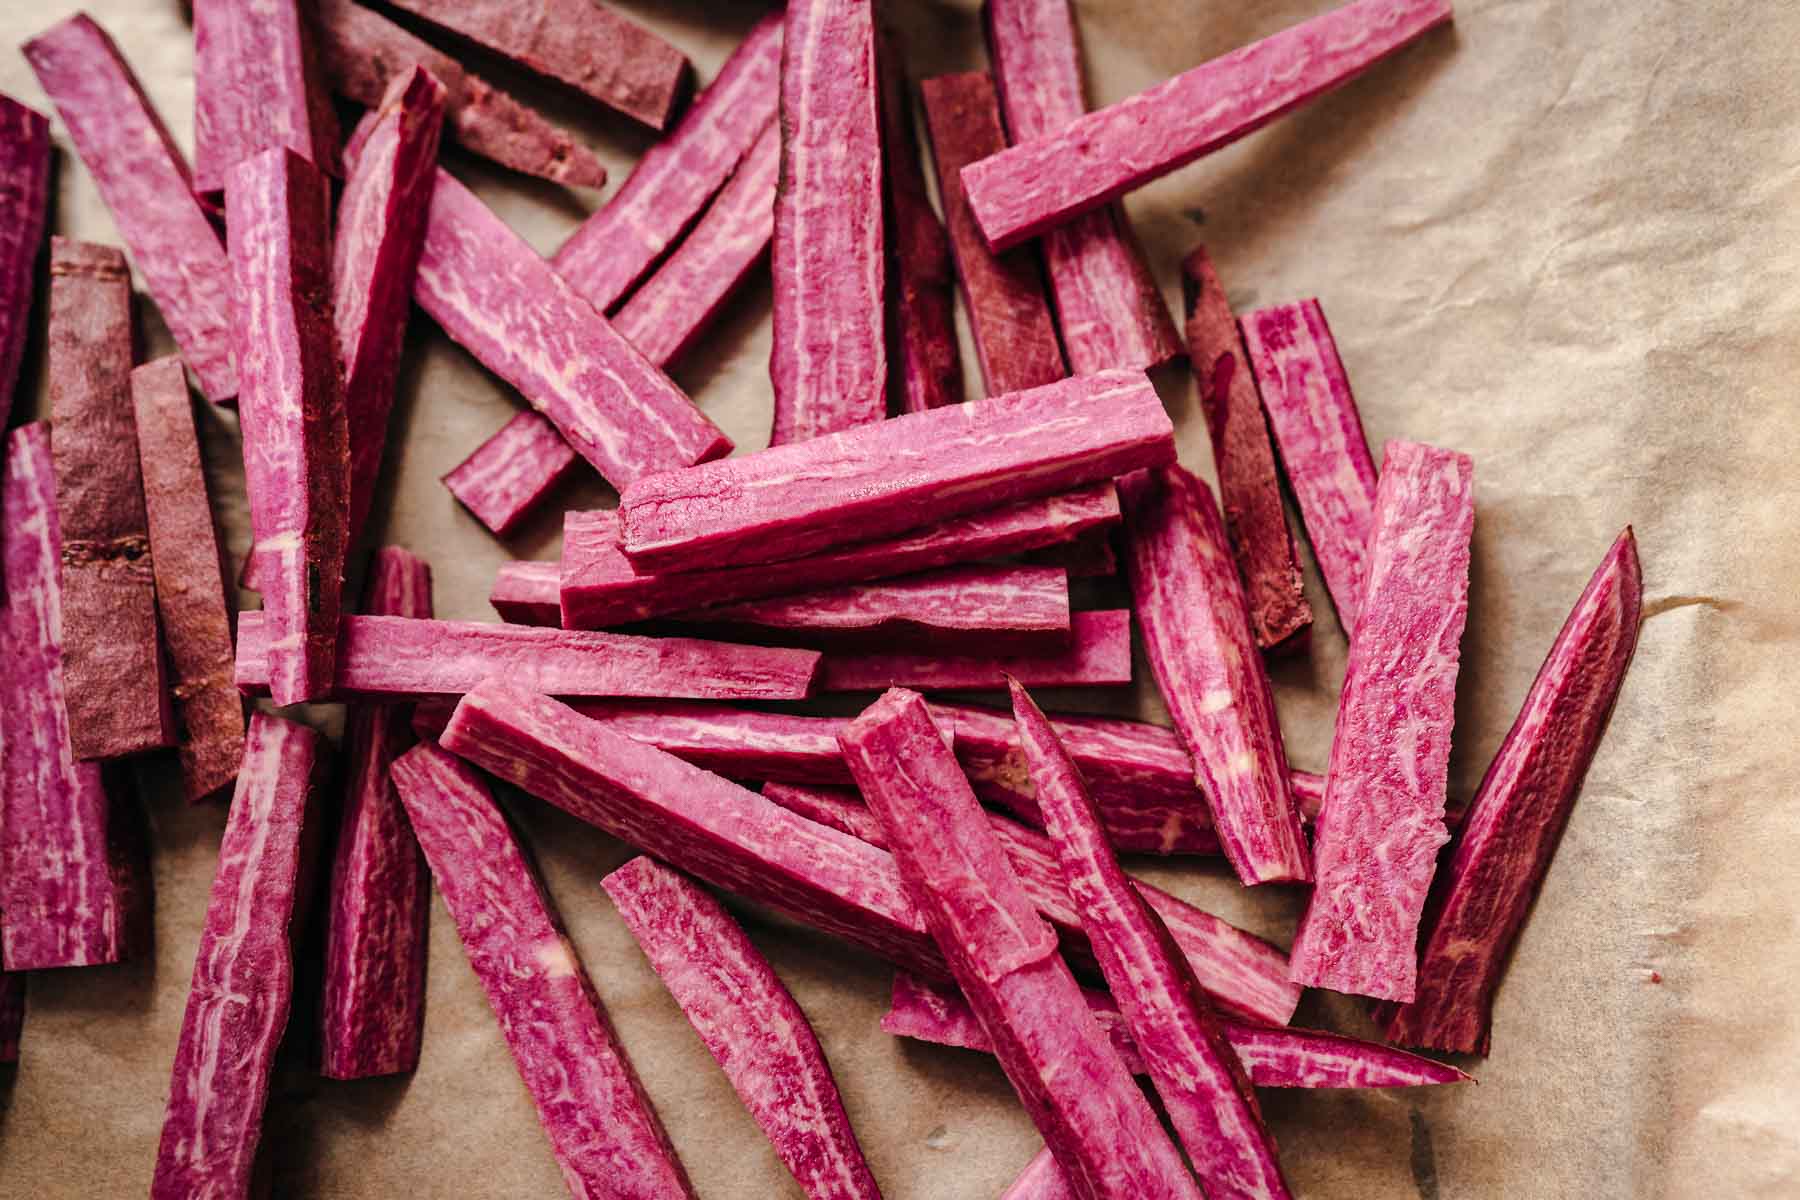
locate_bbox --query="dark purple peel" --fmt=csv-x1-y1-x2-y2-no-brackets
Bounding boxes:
443,412,579,539
191,0,341,194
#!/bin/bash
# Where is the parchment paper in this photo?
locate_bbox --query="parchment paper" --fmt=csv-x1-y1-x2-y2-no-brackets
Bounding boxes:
1,1,1795,1195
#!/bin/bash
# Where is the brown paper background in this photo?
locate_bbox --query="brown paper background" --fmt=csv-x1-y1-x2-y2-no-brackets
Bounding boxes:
1,0,1794,1195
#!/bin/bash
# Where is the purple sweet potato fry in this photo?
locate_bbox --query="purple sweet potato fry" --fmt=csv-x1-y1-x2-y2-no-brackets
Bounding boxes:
818,608,1131,692
770,0,887,445
1120,466,1310,885
608,118,780,370
131,357,246,801
0,422,146,969
415,169,732,490
47,238,175,760
491,559,563,625
561,484,1119,629
983,0,1180,374
191,0,341,195
761,782,890,846
1239,299,1379,633
1289,441,1474,1002
321,548,433,1080
336,67,445,552
1377,529,1641,1053
603,857,883,1200
919,71,1066,397
385,0,691,130
24,14,237,402
227,148,351,706
314,0,607,189
553,14,781,312
1183,249,1312,653
390,743,696,1199
962,0,1455,250
443,412,580,539
559,701,858,785
620,369,1172,574
838,689,1200,1200
0,95,49,421
151,713,320,1199
234,613,822,701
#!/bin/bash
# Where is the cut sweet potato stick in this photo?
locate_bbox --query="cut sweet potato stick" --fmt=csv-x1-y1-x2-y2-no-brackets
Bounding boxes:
47,239,175,760
314,0,607,189
191,0,341,195
151,713,319,1199
561,485,1118,629
608,118,780,370
0,95,49,422
321,548,433,1080
443,412,579,538
983,0,1180,374
962,0,1455,250
1377,529,1641,1052
1023,527,1116,579
24,15,237,403
0,972,20,1062
1183,249,1311,653
131,357,246,801
1011,679,1290,1200
818,608,1131,692
920,71,1066,396
491,559,563,625
553,14,781,312
415,169,732,490
770,0,886,444
235,613,822,701
1002,1150,1076,1200
838,690,1201,1200
875,26,962,414
1289,441,1474,1002
603,857,883,1200
336,68,445,551
1239,299,1379,633
227,148,351,706
0,422,146,969
385,0,690,130
760,782,890,846
622,369,1172,573
1120,466,1310,885
390,743,696,1198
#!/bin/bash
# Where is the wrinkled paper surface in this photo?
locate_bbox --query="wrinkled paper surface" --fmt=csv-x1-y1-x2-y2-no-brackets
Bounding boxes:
2,1,1794,1196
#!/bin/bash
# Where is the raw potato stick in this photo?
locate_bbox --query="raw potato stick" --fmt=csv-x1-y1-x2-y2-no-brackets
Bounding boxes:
0,423,145,969
1120,466,1310,885
561,485,1119,629
314,0,607,189
1239,299,1379,633
621,369,1173,573
603,858,883,1200
235,613,822,701
761,782,889,845
0,95,49,420
962,0,1455,250
983,0,1180,374
131,357,246,801
920,71,1067,396
321,548,433,1080
492,559,563,625
191,0,341,195
770,0,886,444
47,239,175,760
1377,529,1642,1052
608,119,781,370
561,702,857,784
1184,249,1311,652
554,14,782,311
1010,679,1290,1200
390,744,696,1200
1289,441,1474,1002
838,690,1201,1200
443,412,579,538
227,149,351,706
151,713,319,1200
415,170,732,490
385,0,691,130
24,15,237,402
875,26,962,414
818,608,1131,692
